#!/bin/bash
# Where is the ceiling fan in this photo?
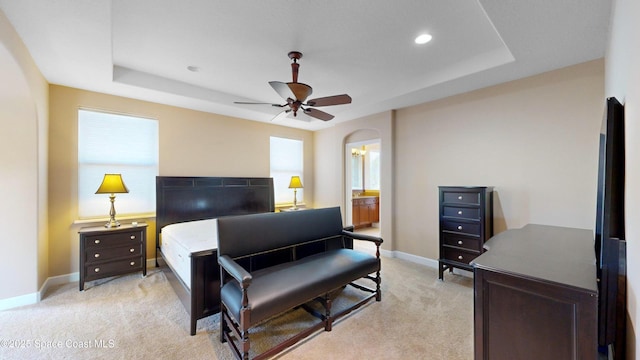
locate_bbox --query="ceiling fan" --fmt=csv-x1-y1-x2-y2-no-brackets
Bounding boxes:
235,51,352,121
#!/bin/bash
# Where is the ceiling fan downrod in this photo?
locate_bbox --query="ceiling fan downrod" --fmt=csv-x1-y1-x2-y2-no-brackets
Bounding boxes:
288,51,302,83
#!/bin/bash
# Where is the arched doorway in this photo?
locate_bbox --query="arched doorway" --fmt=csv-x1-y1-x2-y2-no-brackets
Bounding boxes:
344,130,381,253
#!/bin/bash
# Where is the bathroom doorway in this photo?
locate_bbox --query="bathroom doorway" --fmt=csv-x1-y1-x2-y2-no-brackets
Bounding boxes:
345,139,381,252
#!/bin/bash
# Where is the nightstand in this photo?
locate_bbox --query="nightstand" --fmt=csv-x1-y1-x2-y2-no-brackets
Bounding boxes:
79,223,148,291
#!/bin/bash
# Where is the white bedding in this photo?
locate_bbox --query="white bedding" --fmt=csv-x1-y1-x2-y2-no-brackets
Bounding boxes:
160,218,218,290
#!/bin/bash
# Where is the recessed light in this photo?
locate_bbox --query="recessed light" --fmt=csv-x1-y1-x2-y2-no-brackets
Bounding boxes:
187,65,200,72
415,33,433,45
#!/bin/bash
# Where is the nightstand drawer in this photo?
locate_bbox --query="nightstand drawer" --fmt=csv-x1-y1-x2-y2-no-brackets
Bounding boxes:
84,257,144,281
85,244,143,264
442,247,478,265
442,220,480,236
442,191,480,205
442,233,481,252
84,231,143,249
442,205,480,220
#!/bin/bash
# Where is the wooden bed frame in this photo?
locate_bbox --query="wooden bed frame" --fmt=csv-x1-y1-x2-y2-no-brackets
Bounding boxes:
155,176,274,335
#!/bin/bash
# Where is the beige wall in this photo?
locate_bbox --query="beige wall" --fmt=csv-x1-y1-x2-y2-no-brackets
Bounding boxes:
606,0,640,357
48,85,313,277
0,9,48,301
393,59,604,260
315,60,603,260
314,111,394,251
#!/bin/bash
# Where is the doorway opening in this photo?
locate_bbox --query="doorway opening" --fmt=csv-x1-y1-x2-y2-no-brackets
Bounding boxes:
345,139,381,253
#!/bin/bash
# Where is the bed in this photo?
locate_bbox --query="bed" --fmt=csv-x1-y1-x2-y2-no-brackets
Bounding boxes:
155,176,274,335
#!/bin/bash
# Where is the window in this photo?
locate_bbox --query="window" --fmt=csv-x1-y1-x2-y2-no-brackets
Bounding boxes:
350,143,380,191
270,136,303,204
365,147,380,190
78,109,159,218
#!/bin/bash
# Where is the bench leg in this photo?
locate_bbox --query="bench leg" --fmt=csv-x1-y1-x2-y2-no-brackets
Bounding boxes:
240,307,251,359
375,269,382,302
219,306,226,343
324,294,333,331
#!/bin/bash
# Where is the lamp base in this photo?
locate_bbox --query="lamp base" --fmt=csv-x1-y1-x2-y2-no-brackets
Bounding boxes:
104,218,121,228
104,193,121,228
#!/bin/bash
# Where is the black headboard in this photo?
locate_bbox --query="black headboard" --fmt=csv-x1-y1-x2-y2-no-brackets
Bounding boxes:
155,176,275,250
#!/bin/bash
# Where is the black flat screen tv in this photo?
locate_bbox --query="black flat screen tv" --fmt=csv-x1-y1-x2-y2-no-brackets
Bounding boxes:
594,97,626,358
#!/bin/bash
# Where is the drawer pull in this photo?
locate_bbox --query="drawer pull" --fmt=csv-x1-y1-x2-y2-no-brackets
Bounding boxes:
130,235,136,240
458,195,463,200
94,267,100,272
457,255,463,260
94,239,100,244
130,248,135,253
94,253,100,258
458,210,463,215
457,240,463,245
457,225,463,230
130,261,135,266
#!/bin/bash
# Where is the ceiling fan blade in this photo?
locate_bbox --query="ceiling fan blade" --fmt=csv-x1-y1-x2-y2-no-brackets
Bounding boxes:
269,81,294,100
271,109,291,121
287,82,313,102
234,101,285,107
306,94,352,107
304,108,334,121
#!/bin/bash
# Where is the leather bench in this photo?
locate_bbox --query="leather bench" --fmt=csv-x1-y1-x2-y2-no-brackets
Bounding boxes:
216,206,383,360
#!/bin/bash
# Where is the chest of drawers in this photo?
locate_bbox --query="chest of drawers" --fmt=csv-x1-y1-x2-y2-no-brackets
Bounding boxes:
79,223,148,290
438,186,493,280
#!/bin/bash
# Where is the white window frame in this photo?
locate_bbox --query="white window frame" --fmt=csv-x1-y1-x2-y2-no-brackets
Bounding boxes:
270,136,304,205
78,109,159,219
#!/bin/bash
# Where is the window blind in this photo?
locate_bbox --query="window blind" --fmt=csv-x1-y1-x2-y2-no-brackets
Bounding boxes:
270,136,303,204
78,109,158,218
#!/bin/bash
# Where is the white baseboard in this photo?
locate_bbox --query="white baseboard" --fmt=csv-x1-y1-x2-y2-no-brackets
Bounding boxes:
387,250,439,268
0,258,159,312
352,245,439,269
0,292,39,311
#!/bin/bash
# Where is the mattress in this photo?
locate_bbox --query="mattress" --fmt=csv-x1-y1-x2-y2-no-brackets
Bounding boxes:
160,218,218,290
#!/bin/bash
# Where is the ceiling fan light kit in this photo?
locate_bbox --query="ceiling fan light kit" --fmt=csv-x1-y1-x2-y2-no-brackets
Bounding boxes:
234,51,351,122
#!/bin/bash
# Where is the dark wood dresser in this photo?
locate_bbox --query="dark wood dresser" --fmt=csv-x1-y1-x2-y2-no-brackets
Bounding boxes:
472,224,598,360
438,186,493,280
79,223,148,290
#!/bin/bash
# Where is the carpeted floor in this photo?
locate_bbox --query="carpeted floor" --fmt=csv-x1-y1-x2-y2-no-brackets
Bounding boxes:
0,256,473,360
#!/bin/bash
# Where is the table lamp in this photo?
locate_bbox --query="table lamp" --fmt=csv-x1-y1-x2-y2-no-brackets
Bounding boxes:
288,176,303,210
95,173,129,228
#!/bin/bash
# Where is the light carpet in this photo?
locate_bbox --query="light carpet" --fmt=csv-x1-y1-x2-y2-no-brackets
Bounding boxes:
0,256,473,359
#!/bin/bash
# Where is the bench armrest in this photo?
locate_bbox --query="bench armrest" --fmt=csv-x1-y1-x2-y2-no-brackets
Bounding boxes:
219,255,252,288
342,229,383,246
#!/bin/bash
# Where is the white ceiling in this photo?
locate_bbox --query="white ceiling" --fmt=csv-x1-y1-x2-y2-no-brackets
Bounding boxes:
0,0,612,131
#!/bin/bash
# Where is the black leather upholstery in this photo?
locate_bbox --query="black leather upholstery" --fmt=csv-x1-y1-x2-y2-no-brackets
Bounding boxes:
221,248,379,326
217,207,344,259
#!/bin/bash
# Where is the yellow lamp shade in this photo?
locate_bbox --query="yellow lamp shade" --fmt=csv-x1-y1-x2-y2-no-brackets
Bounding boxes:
95,174,129,194
288,176,303,189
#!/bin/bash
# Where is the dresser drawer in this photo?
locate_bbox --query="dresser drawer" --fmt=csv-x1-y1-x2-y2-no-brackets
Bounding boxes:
442,247,478,265
442,233,481,252
84,230,143,249
442,191,480,205
84,257,144,281
85,244,143,264
442,205,480,220
442,220,480,236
